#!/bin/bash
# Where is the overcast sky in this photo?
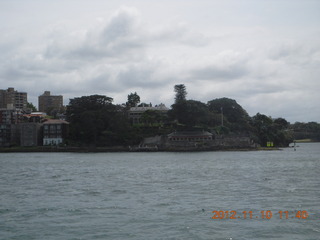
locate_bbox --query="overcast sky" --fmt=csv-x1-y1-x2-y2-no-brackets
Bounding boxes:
1,0,319,123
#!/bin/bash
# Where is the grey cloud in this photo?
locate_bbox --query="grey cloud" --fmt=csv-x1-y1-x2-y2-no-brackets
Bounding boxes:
0,66,46,80
115,62,176,90
87,73,122,93
238,81,287,97
268,42,319,66
66,39,144,61
116,66,155,88
100,8,137,43
42,6,211,72
189,63,249,81
45,7,144,62
148,23,210,47
1,3,319,123
269,44,298,60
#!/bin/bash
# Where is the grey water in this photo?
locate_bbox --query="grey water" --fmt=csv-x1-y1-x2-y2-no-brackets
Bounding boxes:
0,143,319,240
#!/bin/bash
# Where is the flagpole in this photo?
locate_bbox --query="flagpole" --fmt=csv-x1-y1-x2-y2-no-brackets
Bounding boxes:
221,107,223,127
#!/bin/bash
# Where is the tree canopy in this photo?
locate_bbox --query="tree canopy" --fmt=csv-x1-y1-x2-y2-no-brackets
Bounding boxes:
174,84,187,104
250,113,293,147
169,100,211,129
26,102,37,112
66,95,138,146
126,92,140,108
207,97,251,132
67,95,113,117
208,98,249,122
60,85,314,148
290,121,320,141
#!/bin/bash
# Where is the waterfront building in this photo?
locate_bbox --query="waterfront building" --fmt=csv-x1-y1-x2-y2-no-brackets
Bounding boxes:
43,119,69,146
136,131,255,151
0,123,12,147
20,123,42,147
0,108,24,146
167,131,213,142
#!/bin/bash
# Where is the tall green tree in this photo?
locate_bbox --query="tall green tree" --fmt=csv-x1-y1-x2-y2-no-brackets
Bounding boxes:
27,102,37,112
250,113,293,147
66,95,142,146
169,100,211,129
67,95,113,118
291,121,320,141
274,118,289,130
140,110,163,126
174,84,187,104
250,113,273,146
126,92,140,107
207,98,251,132
66,95,117,145
170,85,214,129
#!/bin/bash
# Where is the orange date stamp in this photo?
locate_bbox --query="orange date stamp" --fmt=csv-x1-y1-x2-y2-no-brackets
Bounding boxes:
211,210,309,219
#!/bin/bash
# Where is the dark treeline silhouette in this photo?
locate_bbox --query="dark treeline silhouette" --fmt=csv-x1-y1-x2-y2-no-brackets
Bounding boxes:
65,85,319,147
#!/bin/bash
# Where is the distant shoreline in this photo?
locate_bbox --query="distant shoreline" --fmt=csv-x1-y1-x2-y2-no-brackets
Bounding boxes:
294,139,317,143
0,146,284,153
2,141,318,153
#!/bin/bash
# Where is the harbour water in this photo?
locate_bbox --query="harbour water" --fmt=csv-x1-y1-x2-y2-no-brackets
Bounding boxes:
1,143,319,240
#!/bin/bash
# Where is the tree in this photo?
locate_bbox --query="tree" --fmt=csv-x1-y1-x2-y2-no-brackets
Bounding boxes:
250,113,274,146
26,102,37,112
169,100,211,128
67,95,113,118
138,102,151,107
140,110,162,126
250,113,293,147
274,118,289,130
174,84,187,104
66,95,116,145
290,121,320,141
207,98,251,132
126,92,140,107
169,85,215,129
66,95,145,146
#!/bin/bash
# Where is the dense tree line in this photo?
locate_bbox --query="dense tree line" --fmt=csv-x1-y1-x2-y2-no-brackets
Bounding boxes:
66,95,141,146
65,84,318,147
168,86,295,147
290,122,320,141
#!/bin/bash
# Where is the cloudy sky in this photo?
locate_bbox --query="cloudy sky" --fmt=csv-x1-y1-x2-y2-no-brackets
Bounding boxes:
1,0,319,122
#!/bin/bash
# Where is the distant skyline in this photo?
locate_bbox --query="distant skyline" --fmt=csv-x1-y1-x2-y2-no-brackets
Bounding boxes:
1,0,319,123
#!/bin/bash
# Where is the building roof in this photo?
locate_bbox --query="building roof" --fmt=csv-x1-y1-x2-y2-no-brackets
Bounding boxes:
23,112,47,117
43,119,69,125
130,104,169,112
31,112,47,115
168,131,213,137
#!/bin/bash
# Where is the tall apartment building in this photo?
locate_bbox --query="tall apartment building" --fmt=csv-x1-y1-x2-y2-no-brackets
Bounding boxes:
38,91,63,115
0,87,27,110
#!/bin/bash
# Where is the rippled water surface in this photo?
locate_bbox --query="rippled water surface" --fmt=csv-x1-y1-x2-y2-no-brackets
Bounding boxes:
1,143,319,240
